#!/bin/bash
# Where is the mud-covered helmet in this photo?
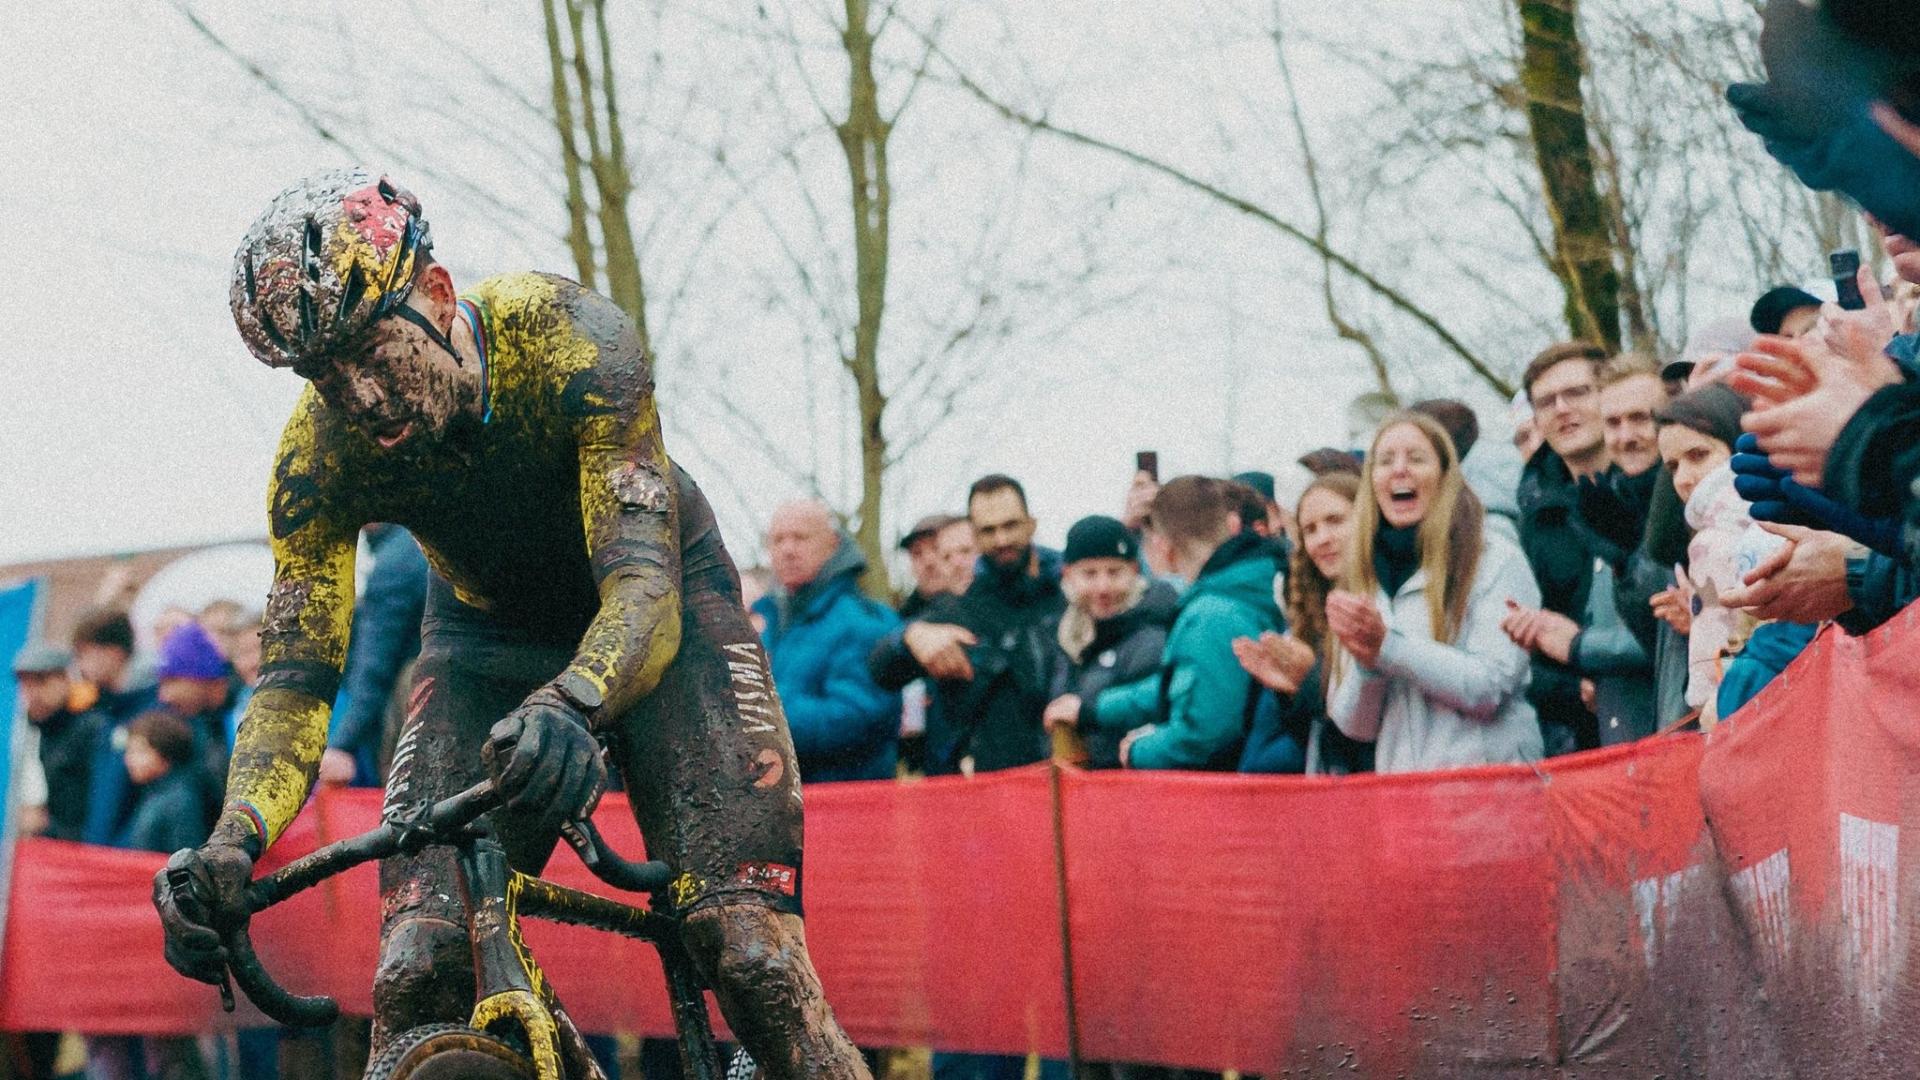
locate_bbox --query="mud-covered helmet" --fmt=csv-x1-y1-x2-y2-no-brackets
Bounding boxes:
230,168,433,371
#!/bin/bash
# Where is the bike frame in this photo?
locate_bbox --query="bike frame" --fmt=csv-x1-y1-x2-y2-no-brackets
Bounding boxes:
208,782,727,1080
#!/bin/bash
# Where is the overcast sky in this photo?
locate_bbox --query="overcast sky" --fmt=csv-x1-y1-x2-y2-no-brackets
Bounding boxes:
0,0,1765,575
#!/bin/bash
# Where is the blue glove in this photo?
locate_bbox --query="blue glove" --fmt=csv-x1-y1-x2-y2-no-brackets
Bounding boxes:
1728,82,1920,242
1731,433,1904,556
1726,0,1920,240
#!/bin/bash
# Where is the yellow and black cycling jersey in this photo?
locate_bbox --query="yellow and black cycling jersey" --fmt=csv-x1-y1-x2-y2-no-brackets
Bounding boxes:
221,272,682,848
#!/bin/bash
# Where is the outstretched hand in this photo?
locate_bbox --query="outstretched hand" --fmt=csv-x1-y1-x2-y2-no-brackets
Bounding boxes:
1822,262,1901,368
1718,522,1855,623
1500,600,1579,664
904,622,978,681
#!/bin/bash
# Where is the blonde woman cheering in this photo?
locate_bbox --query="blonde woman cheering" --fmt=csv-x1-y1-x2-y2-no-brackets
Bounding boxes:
1326,412,1545,772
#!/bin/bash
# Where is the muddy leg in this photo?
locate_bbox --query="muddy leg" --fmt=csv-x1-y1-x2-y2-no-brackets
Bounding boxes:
681,905,871,1080
368,635,566,1060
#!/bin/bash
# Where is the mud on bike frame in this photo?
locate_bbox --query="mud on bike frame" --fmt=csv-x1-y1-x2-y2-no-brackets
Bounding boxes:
173,780,734,1080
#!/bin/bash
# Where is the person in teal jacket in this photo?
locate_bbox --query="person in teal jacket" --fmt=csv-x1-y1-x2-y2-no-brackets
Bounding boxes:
1071,476,1284,770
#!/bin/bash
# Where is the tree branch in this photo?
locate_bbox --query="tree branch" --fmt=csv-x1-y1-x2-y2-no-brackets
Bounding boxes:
924,42,1513,397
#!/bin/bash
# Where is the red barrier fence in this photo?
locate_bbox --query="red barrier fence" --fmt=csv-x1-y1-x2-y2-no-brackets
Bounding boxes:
8,610,1920,1076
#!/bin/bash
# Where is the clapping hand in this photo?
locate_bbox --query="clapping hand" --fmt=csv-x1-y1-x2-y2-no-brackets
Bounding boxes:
1650,575,1694,637
1231,631,1316,695
1325,591,1387,669
1042,694,1082,732
904,622,978,681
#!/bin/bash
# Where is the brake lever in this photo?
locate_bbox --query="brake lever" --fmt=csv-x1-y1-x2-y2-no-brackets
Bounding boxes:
166,865,236,1012
559,816,674,894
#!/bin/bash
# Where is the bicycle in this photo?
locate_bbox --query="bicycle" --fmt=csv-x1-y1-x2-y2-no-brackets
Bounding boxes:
171,780,744,1080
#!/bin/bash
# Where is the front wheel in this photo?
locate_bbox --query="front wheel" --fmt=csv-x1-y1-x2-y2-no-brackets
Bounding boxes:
365,1024,537,1080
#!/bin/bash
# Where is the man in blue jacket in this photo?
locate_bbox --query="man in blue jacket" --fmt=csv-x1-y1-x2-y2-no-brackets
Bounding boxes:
755,501,902,782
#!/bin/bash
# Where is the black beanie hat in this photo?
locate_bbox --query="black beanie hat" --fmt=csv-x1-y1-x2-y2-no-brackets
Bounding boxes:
1657,382,1750,451
1749,285,1823,335
1064,515,1139,565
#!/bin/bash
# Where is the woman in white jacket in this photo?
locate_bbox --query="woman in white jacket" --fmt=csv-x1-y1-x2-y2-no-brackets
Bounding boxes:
1326,412,1545,773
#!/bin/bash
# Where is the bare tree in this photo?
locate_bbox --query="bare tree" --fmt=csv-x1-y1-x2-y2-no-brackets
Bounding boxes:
541,0,598,293
837,0,898,596
1326,0,1872,363
543,0,650,347
928,37,1515,397
1271,5,1399,403
1516,0,1625,350
652,1,1140,591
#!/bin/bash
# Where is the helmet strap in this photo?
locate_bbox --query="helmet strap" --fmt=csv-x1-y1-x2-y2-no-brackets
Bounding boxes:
389,303,465,367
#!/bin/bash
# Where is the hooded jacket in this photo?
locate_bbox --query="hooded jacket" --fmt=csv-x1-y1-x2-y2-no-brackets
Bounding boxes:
1047,578,1180,769
755,536,902,783
869,547,1066,774
1462,440,1524,546
1327,531,1544,773
115,767,209,855
1088,533,1284,770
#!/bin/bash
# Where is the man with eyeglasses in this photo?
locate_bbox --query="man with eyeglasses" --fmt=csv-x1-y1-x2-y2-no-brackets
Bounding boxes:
150,169,870,1079
1516,340,1615,755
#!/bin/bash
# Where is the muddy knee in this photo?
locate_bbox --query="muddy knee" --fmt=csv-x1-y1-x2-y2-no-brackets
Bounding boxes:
681,905,868,1080
371,916,475,1045
682,905,814,1016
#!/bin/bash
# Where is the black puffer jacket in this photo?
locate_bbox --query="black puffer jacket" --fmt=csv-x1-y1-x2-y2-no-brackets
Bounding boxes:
1046,580,1180,769
1518,444,1601,752
869,549,1067,774
34,705,108,841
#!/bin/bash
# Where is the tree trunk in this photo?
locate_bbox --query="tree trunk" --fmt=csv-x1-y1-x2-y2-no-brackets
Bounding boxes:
540,0,597,292
563,1,649,351
1516,0,1621,351
589,0,650,352
838,0,893,599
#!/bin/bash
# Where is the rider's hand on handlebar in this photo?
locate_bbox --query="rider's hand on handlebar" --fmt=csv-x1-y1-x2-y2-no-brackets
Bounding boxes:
485,686,607,833
153,842,255,985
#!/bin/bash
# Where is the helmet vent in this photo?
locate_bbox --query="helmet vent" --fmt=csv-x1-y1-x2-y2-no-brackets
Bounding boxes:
242,251,258,302
302,216,323,281
259,312,292,355
296,286,318,341
338,264,367,326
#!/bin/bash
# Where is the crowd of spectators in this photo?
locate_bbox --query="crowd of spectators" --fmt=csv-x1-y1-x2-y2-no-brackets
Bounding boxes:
7,530,426,1080
14,259,1920,1080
